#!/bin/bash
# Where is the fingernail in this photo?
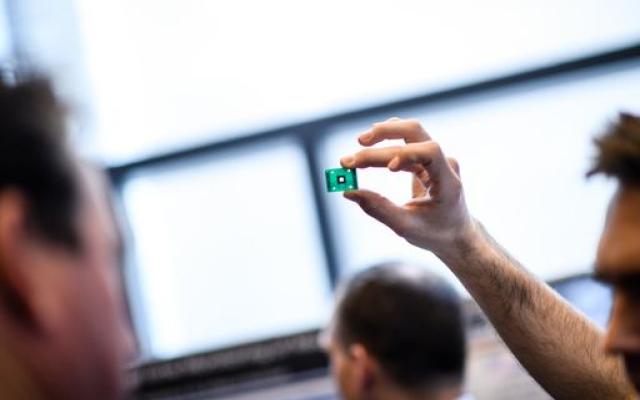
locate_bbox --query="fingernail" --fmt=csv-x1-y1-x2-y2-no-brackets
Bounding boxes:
343,191,359,202
359,132,373,143
341,156,355,167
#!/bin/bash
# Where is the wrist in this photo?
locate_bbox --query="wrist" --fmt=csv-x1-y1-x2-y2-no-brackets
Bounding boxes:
432,217,489,266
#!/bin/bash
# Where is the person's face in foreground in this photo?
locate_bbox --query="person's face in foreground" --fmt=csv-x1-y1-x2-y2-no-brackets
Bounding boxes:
27,166,136,399
598,185,640,392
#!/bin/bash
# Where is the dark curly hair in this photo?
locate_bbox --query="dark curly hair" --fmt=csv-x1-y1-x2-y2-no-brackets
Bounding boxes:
0,75,80,249
588,113,640,186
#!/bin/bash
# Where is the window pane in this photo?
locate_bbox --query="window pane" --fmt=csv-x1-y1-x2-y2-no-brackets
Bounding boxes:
0,0,11,61
7,0,90,108
122,141,331,359
322,64,640,284
73,0,640,163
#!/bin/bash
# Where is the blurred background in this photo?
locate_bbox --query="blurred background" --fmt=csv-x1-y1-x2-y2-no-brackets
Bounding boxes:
2,0,640,398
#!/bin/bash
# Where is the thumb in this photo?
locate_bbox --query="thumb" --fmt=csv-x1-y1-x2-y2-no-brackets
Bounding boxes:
343,190,407,234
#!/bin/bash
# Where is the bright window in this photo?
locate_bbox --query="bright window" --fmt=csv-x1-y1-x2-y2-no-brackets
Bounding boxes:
121,141,331,359
0,1,11,61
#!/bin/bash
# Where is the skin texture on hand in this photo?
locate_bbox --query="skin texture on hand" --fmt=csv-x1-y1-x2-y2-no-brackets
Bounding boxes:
340,118,636,399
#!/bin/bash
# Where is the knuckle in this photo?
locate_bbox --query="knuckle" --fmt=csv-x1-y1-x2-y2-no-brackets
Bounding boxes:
398,146,414,163
423,141,443,157
428,140,442,153
406,119,422,130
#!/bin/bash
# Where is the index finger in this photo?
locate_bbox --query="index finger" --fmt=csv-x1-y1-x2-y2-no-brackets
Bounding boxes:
359,119,431,146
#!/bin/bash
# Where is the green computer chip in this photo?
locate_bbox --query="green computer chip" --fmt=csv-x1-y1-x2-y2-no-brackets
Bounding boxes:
325,168,358,192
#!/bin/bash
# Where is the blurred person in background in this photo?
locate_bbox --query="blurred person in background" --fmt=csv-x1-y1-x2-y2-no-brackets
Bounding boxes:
0,75,136,399
339,116,640,399
321,262,468,400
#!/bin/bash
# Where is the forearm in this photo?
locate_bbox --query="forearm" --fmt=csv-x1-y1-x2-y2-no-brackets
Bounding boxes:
338,119,635,397
436,221,634,400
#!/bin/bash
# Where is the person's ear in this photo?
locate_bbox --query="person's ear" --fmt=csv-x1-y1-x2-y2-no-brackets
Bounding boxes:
349,343,381,394
0,190,40,329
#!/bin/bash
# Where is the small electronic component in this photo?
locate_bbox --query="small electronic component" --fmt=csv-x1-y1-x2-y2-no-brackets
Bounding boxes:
325,167,358,192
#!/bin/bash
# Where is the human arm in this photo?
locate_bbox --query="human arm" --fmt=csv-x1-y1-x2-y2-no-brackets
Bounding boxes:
340,118,635,399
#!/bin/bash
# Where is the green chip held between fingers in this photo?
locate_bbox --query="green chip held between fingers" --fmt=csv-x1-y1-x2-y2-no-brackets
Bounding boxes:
325,168,358,192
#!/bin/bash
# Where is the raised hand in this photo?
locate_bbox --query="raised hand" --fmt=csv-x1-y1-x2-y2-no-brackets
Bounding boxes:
340,118,476,255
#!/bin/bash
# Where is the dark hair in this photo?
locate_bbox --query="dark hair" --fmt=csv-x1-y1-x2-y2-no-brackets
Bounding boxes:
0,76,80,249
334,262,466,390
587,112,640,185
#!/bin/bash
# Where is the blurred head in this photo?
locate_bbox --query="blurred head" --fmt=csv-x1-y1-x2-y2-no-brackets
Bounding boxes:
321,263,466,400
590,113,640,392
0,76,135,399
